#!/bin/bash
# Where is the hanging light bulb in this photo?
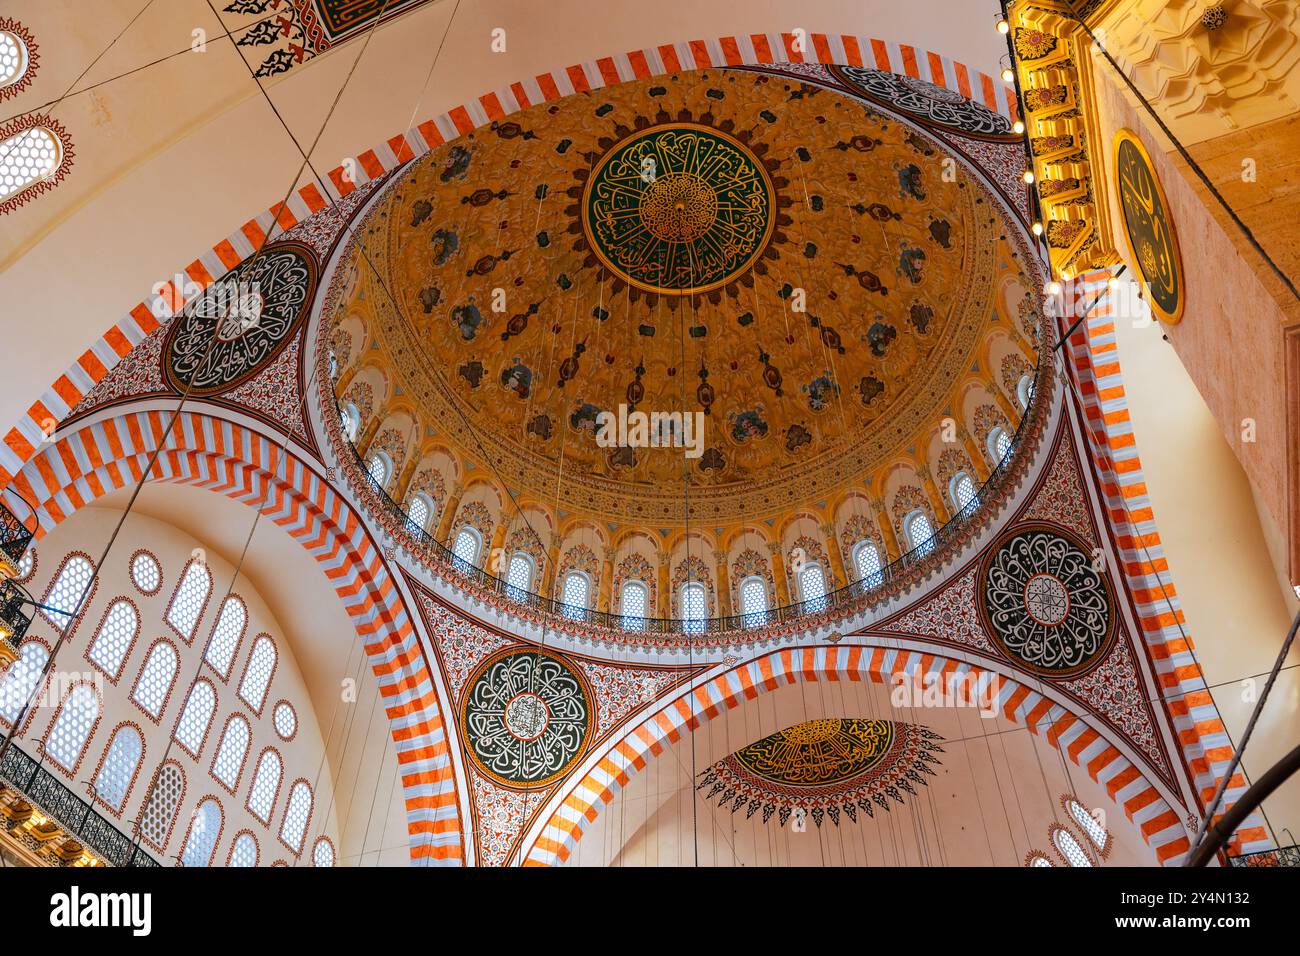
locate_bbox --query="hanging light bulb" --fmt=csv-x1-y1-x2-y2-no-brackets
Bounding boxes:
1031,221,1043,236
1013,119,1026,134
1048,280,1063,295
1023,170,1035,184
1001,67,1015,82
997,18,1010,34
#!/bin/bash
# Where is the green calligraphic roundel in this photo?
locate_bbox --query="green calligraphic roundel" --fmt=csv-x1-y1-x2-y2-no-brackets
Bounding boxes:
581,123,775,295
1114,129,1185,324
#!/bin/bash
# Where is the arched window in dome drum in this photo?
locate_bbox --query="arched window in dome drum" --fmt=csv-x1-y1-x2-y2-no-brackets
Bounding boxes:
949,471,978,512
620,580,647,630
341,403,358,441
905,511,934,556
852,540,883,589
988,427,1013,465
561,571,589,620
451,527,481,568
1017,373,1034,411
505,552,533,599
739,575,768,626
798,563,828,611
405,493,431,534
365,452,391,489
680,582,706,635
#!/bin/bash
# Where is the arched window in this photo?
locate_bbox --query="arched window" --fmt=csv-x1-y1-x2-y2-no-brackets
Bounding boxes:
739,575,768,626
228,832,259,867
0,123,65,206
1051,826,1093,867
405,493,431,534
280,780,313,855
247,748,283,823
313,837,336,868
1065,798,1112,855
365,452,391,489
505,552,533,599
17,548,33,580
87,599,139,680
451,527,481,567
988,426,1013,464
204,595,247,679
139,762,185,850
340,403,359,441
620,580,648,630
129,551,161,595
238,634,277,713
211,714,251,791
94,724,144,812
173,680,216,757
904,510,934,556
167,559,212,642
0,641,47,724
0,28,31,92
798,563,828,610
680,581,706,635
180,798,222,868
949,471,978,512
132,640,179,719
560,571,590,620
1017,372,1034,410
1027,851,1054,867
41,554,94,628
852,540,883,588
45,684,99,772
328,349,338,379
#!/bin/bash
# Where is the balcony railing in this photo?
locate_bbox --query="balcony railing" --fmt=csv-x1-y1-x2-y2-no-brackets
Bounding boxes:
1228,844,1300,867
0,745,159,867
0,577,35,656
0,488,37,569
335,357,1051,639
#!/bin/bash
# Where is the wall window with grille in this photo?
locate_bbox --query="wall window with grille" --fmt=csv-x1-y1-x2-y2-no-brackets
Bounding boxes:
131,639,179,720
279,779,313,855
0,641,47,725
505,552,533,599
40,553,94,629
246,748,283,824
228,831,259,867
173,679,217,757
560,570,590,619
739,575,768,626
905,511,934,556
211,714,251,792
680,581,706,635
798,563,828,610
138,762,185,851
988,426,1012,464
0,118,72,214
949,471,978,512
166,558,212,642
93,723,144,812
365,452,391,489
204,595,247,680
451,527,481,567
406,493,432,534
238,634,277,713
44,683,100,773
852,540,883,588
620,580,647,630
180,798,222,868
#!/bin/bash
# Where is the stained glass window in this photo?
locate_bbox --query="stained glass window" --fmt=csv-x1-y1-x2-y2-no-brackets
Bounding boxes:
46,684,98,770
238,634,276,712
87,600,138,679
94,725,143,811
132,641,178,719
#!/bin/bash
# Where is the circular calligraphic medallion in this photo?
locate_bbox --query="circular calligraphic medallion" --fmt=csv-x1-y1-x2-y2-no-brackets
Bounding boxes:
461,647,593,788
581,122,775,294
163,240,318,396
979,523,1116,678
734,718,896,787
1113,129,1185,324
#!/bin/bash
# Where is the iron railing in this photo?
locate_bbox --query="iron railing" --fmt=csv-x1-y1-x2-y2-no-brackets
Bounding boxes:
0,577,34,655
0,745,159,867
337,358,1049,637
1228,844,1300,868
0,488,37,567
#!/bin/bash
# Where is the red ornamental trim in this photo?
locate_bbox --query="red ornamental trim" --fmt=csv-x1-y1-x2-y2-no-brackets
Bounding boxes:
88,720,148,816
39,679,105,780
128,548,164,596
0,113,73,216
226,828,260,867
82,595,144,684
134,759,187,854
176,793,226,868
39,550,98,639
0,18,38,102
129,637,182,724
209,712,253,795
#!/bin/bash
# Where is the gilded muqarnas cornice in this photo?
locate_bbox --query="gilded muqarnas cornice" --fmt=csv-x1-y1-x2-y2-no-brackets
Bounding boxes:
354,171,1001,526
1009,0,1123,276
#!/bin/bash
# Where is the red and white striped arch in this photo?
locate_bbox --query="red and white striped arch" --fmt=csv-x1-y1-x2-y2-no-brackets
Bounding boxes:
522,645,1191,866
12,408,464,865
0,32,1015,487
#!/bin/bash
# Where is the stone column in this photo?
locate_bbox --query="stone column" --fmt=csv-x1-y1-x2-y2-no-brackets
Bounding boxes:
768,541,791,605
434,483,463,543
542,534,562,597
821,523,848,590
713,549,733,617
657,557,671,617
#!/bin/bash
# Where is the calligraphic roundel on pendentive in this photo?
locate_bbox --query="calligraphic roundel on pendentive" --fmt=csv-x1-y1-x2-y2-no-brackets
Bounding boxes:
1113,128,1185,325
461,646,595,789
162,240,319,396
977,522,1117,679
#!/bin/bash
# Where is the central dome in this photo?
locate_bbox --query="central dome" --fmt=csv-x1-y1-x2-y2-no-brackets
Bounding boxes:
330,68,1034,531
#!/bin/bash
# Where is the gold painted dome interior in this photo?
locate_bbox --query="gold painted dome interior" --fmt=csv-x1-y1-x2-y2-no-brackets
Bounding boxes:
328,67,1042,616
